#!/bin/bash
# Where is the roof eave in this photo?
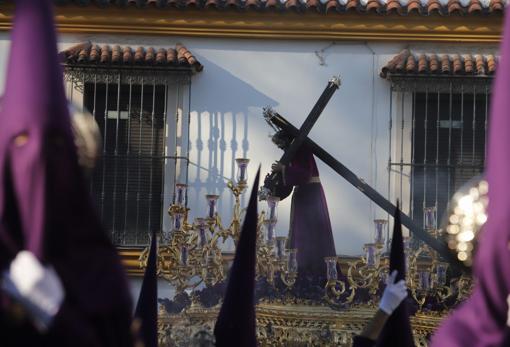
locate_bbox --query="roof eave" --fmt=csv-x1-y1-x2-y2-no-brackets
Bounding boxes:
0,4,502,43
63,63,201,74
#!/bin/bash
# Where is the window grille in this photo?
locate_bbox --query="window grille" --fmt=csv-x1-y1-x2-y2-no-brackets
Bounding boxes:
388,78,492,243
64,68,191,245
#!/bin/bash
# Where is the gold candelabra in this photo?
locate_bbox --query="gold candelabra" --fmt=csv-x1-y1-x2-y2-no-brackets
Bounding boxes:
324,207,475,310
140,161,482,314
140,158,298,293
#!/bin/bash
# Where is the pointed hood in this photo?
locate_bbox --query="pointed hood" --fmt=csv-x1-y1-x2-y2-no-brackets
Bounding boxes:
214,168,260,347
0,2,134,340
134,231,159,347
431,8,510,347
0,0,72,260
376,202,415,347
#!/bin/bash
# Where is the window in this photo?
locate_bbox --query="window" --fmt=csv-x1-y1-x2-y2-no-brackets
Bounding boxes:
84,80,167,245
62,43,202,245
65,71,193,246
388,79,491,234
410,88,489,228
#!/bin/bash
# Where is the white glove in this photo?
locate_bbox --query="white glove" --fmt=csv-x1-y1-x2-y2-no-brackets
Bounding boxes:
1,251,65,332
379,270,407,315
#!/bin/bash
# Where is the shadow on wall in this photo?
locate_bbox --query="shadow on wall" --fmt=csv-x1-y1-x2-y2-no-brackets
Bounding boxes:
187,55,277,222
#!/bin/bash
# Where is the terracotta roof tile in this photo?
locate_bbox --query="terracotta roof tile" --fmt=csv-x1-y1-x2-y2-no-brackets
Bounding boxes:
418,54,428,74
50,0,506,16
487,54,497,73
381,50,497,78
61,41,203,72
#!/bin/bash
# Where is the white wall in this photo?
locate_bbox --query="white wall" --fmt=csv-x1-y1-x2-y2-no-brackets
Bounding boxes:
0,31,498,258
129,277,176,306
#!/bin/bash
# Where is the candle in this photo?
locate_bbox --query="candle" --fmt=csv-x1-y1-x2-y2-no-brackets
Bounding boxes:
206,194,219,219
325,257,338,281
436,263,447,286
267,196,280,222
175,183,187,206
180,246,189,266
264,220,276,245
235,158,250,185
196,218,207,248
287,249,298,274
365,243,377,267
424,207,437,230
173,213,183,231
419,271,431,290
374,219,387,245
276,237,287,260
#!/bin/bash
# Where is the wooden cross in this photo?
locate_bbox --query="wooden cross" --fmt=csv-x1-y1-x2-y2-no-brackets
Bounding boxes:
264,109,467,272
263,76,340,199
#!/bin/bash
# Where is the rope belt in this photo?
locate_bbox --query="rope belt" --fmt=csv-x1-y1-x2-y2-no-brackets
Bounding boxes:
308,176,321,184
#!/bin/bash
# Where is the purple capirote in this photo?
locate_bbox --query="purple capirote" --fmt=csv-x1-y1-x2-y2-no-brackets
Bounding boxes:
134,231,159,347
214,168,260,347
431,7,510,347
376,202,415,347
0,1,133,345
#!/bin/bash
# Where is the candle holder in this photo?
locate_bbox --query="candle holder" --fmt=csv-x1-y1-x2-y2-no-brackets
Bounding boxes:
423,206,437,231
235,158,250,188
364,243,380,268
262,219,276,246
205,195,219,220
344,247,388,305
373,219,387,246
141,159,297,293
266,196,280,223
324,257,346,305
175,183,187,206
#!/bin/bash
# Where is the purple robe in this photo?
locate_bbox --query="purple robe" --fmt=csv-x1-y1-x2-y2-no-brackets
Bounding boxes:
0,1,133,345
353,336,375,347
431,7,510,347
285,146,337,278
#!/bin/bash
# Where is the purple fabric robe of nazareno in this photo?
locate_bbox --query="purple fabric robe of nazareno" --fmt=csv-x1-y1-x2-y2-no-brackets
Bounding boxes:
284,146,337,279
352,336,375,347
430,6,510,347
0,1,133,346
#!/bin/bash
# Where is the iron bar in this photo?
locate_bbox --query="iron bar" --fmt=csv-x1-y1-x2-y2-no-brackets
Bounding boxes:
123,77,133,244
135,79,144,244
386,85,393,252
400,92,405,204
435,91,440,210
447,83,453,209
100,80,109,221
423,88,428,218
147,78,156,235
460,85,464,164
111,73,121,241
410,84,416,219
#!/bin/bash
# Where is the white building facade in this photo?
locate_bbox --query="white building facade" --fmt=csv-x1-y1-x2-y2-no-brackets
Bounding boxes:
0,1,502,298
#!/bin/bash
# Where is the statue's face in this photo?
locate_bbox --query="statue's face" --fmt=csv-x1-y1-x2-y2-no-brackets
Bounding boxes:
272,134,290,150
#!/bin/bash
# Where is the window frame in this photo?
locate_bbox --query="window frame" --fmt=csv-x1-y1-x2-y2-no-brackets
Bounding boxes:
387,76,492,246
64,65,193,246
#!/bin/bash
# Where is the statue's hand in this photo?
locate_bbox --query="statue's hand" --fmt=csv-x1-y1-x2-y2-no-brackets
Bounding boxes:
271,162,284,172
